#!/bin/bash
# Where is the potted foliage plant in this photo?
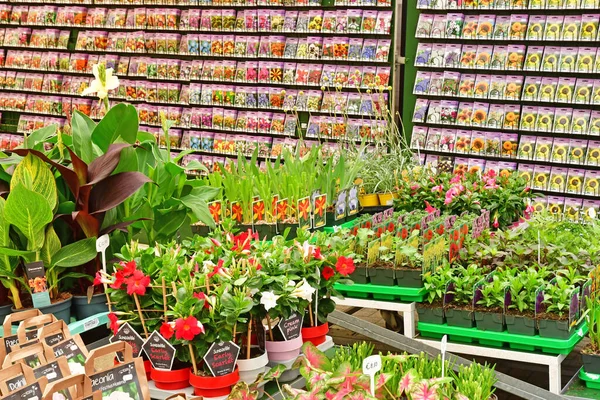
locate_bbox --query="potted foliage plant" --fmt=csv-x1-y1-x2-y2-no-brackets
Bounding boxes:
418,262,452,325
451,362,498,400
348,228,374,285
367,235,396,287
475,273,509,332
394,230,424,288
445,264,482,328
582,267,600,374
505,267,552,336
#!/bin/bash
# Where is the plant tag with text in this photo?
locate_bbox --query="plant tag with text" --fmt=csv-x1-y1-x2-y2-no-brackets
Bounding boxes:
203,341,240,377
362,354,381,396
142,331,175,371
277,312,303,341
96,234,109,273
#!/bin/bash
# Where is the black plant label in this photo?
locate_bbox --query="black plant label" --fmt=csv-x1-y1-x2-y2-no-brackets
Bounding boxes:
142,331,175,371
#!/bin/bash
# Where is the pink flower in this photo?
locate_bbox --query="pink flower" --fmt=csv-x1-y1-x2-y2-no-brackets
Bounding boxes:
410,185,420,192
484,178,499,190
493,217,499,228
210,238,222,248
486,169,497,178
450,174,462,184
431,185,443,193
424,201,436,214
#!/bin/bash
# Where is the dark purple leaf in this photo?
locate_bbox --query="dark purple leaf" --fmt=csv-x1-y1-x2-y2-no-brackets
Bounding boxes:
88,144,130,184
73,210,101,238
88,172,151,214
100,218,150,235
67,147,88,185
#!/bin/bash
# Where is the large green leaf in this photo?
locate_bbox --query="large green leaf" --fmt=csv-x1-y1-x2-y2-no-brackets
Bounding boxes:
41,226,61,268
154,208,187,236
91,104,139,154
25,124,57,151
51,237,97,267
189,186,220,202
72,110,98,164
179,195,215,228
0,198,9,248
11,153,58,210
5,185,53,251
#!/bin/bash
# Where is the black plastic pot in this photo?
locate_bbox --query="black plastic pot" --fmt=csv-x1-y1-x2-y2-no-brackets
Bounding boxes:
277,223,298,240
191,225,210,236
416,303,445,325
582,353,600,375
538,318,572,340
254,224,275,240
368,268,395,286
474,311,504,332
348,267,368,284
505,314,536,336
0,304,12,322
72,294,109,321
324,211,336,227
445,307,474,328
395,269,423,288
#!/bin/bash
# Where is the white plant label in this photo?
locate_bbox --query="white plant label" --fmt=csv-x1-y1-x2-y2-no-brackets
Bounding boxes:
362,354,382,396
96,234,110,273
441,335,448,378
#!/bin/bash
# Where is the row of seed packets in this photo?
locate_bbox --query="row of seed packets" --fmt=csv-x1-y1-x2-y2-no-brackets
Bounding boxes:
6,0,391,6
415,42,600,73
3,6,393,35
414,71,600,105
519,164,600,195
412,124,600,164
0,27,70,48
417,0,600,9
417,12,600,41
0,133,25,150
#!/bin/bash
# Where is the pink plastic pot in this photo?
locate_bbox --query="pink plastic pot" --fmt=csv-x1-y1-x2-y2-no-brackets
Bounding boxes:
265,335,303,362
301,322,329,346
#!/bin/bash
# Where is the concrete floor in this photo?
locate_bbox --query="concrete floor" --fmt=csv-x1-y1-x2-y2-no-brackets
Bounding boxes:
330,306,585,400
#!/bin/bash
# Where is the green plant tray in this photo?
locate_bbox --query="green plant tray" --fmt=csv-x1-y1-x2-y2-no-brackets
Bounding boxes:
580,369,600,390
323,217,358,233
334,283,426,302
418,322,587,355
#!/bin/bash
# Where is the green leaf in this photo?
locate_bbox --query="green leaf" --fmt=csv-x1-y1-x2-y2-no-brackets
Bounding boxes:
179,195,215,228
0,247,35,257
51,237,97,267
5,185,53,251
137,130,156,143
25,124,57,150
91,103,139,154
71,110,98,164
0,198,9,248
11,153,58,210
154,209,187,236
41,225,61,268
189,186,220,202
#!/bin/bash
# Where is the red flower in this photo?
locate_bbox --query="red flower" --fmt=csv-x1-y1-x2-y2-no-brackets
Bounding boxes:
424,200,436,214
424,230,433,241
108,313,119,334
119,261,137,277
248,258,262,270
322,266,335,281
175,316,204,341
193,292,211,309
125,270,150,296
160,322,174,339
93,272,102,286
111,270,125,289
208,259,225,279
232,230,256,252
210,238,222,248
335,256,355,276
313,247,323,260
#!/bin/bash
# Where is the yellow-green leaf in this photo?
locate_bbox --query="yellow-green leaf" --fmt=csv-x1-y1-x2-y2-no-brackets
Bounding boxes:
5,185,53,251
10,153,58,210
41,225,61,267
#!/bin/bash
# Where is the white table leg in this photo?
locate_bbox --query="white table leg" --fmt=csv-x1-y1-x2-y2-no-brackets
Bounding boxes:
548,356,562,394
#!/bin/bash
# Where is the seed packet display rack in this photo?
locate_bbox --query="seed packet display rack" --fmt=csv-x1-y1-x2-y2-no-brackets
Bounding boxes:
403,0,600,217
0,0,397,170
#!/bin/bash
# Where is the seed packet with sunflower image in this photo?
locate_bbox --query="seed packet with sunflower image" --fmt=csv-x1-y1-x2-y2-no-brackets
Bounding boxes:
456,102,474,125
524,46,544,71
542,15,562,41
564,198,582,221
558,48,577,73
582,200,599,222
518,136,536,160
536,107,555,132
445,13,465,38
476,15,495,39
503,105,520,129
574,78,593,104
526,16,546,40
472,74,490,98
532,165,551,190
538,76,558,102
517,163,535,186
567,169,585,194
520,106,538,131
547,196,565,216
589,112,600,136
487,104,505,128
580,14,599,40
454,157,469,175
562,15,581,40
470,130,486,154
534,136,553,161
411,126,428,149
541,46,560,72
457,74,475,97
592,79,600,104
583,170,600,195
474,45,493,69
569,139,588,164
462,15,479,39
468,157,486,174
509,15,528,40
471,102,489,127
549,167,568,192
572,109,591,135
455,129,472,153
458,45,477,69
575,47,596,74
505,44,525,70
413,98,429,122
553,107,573,133
499,161,517,176
555,77,576,103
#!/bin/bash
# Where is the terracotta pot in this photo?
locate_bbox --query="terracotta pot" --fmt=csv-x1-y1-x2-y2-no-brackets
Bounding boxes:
237,351,268,384
358,194,379,207
144,360,152,381
151,367,191,390
377,193,394,206
189,367,240,397
301,323,329,346
265,336,303,362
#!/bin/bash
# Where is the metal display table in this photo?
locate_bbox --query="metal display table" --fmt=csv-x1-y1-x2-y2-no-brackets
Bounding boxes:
562,368,600,400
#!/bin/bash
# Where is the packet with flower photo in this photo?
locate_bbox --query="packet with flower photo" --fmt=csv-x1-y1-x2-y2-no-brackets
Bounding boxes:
574,79,593,104
572,109,591,135
509,14,528,40
453,157,469,175
470,102,489,127
425,100,442,124
425,127,442,151
523,46,543,71
531,166,550,190
580,14,599,41
462,14,479,39
415,43,432,66
552,107,572,133
582,200,599,222
564,198,583,222
455,129,472,153
546,196,565,216
473,74,490,98
562,15,581,41
476,15,495,40
526,16,546,40
567,169,585,194
536,107,555,132
538,76,558,102
505,44,525,70
470,130,486,154
487,104,505,129
549,167,568,193
491,16,510,40
534,136,553,161
413,98,429,123
430,14,447,38
445,13,464,39
428,72,444,95
569,138,588,164
517,135,536,160
583,170,600,195
410,126,428,150
517,163,535,187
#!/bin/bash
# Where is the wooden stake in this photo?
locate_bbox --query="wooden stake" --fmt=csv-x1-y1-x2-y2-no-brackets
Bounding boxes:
246,321,252,360
189,343,198,375
133,293,148,338
265,314,274,341
307,302,314,327
233,322,237,340
104,285,112,313
162,277,168,323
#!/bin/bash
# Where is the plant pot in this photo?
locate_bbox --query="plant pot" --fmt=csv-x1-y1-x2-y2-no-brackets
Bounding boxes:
13,296,73,323
348,267,368,284
416,304,445,325
474,311,504,332
582,353,600,375
538,318,572,340
254,224,275,240
0,304,13,322
505,314,536,336
301,322,329,346
144,360,152,381
368,268,395,286
72,293,109,321
151,366,190,390
395,269,423,288
237,351,268,384
265,335,303,363
377,193,394,206
191,225,210,236
358,194,379,207
445,308,474,328
277,223,298,240
189,367,240,397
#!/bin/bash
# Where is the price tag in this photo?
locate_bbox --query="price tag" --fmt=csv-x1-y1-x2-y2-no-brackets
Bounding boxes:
362,354,382,396
96,234,110,273
24,261,51,309
203,341,240,377
277,312,303,341
110,322,144,360
142,331,176,371
441,335,448,378
83,317,100,332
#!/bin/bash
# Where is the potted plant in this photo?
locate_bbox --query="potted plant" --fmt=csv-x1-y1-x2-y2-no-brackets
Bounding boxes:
505,267,551,336
451,362,498,400
394,230,425,288
475,273,509,332
367,235,396,287
418,261,452,325
582,267,600,374
445,264,482,328
347,228,374,285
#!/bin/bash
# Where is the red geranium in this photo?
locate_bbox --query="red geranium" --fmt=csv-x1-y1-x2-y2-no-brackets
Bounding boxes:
175,316,204,341
125,270,150,296
160,322,175,339
193,292,211,309
335,256,355,276
108,313,119,334
322,266,335,281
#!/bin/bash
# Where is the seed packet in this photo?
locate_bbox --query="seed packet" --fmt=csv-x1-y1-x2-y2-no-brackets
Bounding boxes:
375,39,390,62
475,45,493,69
492,16,510,40
535,137,554,161
532,165,551,190
477,15,495,39
569,138,587,164
576,47,595,73
283,38,298,59
427,43,446,68
487,103,505,128
534,106,554,132
443,44,461,68
542,15,563,41
540,46,559,72
526,15,546,40
501,133,518,157
567,169,585,194
490,45,507,69
413,98,429,123
294,11,308,32
461,14,478,39
559,47,577,73
586,140,600,165
455,130,472,153
509,15,528,40
460,44,478,69
282,10,298,32
439,129,456,152
410,126,428,150
473,74,491,98
505,75,524,101
334,65,350,86
529,0,546,8
424,100,441,123
505,44,525,70
562,15,581,40
307,90,322,112
245,36,258,57
539,76,558,102
524,46,544,71
471,102,489,127
572,109,592,135
592,80,600,104
551,107,572,133
574,79,593,104
456,74,475,98
520,106,538,131
518,164,535,186
484,132,501,156
416,13,433,38
549,167,568,192
546,196,565,215
306,37,322,59
440,71,459,96
440,100,459,124
361,10,378,34
359,39,377,62
430,14,447,38
583,170,600,195
425,127,442,150
469,131,485,154
455,102,473,125
589,111,600,135
503,104,520,129
578,14,598,41
556,77,576,103
453,158,469,175
425,71,442,95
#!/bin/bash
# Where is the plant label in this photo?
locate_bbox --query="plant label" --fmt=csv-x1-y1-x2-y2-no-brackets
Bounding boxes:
230,201,243,223
33,360,65,384
90,361,144,400
347,186,359,216
297,197,312,230
313,194,327,229
2,381,43,400
4,376,26,393
96,234,110,253
110,322,144,361
252,199,266,227
362,354,381,396
334,190,346,221
254,320,266,352
275,198,288,222
383,207,394,221
203,341,240,377
142,331,175,371
208,200,223,225
277,312,303,341
24,261,51,309
441,335,448,378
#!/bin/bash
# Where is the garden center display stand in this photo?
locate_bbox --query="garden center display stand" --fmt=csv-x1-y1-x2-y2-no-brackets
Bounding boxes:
561,368,600,399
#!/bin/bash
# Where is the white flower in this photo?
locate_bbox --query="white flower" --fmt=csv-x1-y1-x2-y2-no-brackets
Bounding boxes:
292,279,316,302
53,393,66,400
106,391,133,400
67,361,85,375
260,291,280,311
202,260,215,273
82,63,119,100
300,241,313,259
287,280,296,287
250,288,259,296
